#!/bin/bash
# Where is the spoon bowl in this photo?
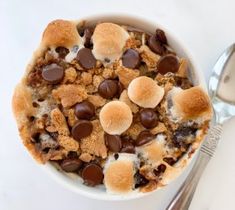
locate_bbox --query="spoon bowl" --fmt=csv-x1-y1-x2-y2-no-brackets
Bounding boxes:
209,43,235,123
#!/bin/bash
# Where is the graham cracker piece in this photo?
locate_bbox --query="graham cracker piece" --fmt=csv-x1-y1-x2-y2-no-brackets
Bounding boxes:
80,120,107,158
62,67,77,83
50,108,69,136
87,94,106,107
139,45,160,71
52,84,87,107
119,90,139,113
150,122,167,135
81,72,93,85
79,153,92,162
115,66,139,88
58,135,79,151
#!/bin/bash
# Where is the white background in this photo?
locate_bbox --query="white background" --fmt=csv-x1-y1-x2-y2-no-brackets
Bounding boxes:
1,0,235,209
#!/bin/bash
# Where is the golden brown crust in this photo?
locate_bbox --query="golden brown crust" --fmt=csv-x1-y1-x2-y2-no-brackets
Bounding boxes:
12,83,44,163
173,86,212,120
42,19,81,48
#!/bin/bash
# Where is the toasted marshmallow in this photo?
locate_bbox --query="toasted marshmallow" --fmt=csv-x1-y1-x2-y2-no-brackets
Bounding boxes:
42,20,81,48
104,153,137,194
127,76,164,108
92,23,129,63
99,101,133,135
137,134,166,165
168,86,212,122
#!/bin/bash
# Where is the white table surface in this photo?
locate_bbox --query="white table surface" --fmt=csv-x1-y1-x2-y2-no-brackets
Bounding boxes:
1,0,235,209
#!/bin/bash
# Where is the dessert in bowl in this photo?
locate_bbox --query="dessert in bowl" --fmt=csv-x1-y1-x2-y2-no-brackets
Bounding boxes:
12,15,212,200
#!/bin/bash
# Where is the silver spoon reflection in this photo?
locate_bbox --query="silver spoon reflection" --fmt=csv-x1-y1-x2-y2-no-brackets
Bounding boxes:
167,44,235,210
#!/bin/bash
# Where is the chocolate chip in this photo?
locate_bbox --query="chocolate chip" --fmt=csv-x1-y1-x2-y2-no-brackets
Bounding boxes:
55,46,69,59
82,163,104,186
156,29,167,44
140,109,158,129
32,102,39,107
28,116,35,122
71,120,93,140
60,158,82,172
148,35,165,55
76,48,96,70
120,135,135,153
104,58,111,63
135,130,155,146
153,164,166,176
104,133,122,152
163,157,176,166
117,81,124,97
157,55,179,75
114,153,119,160
84,28,93,48
42,63,64,84
122,49,140,69
173,127,197,142
74,101,95,120
98,79,118,99
67,151,78,158
134,172,149,188
121,142,135,153
30,133,40,143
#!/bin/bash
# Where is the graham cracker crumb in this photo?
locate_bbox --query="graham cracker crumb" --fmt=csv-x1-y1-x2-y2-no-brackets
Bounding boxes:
102,68,116,79
139,45,160,71
58,135,79,151
70,59,83,71
81,72,93,85
140,180,158,193
150,122,167,135
63,67,77,83
47,149,68,161
50,108,70,136
34,118,45,129
177,58,188,78
80,120,107,158
124,122,145,139
87,94,106,107
86,84,97,94
164,81,173,94
67,109,77,127
79,153,92,162
45,125,57,133
119,90,139,113
125,37,142,49
93,75,104,90
139,165,157,180
115,66,139,88
52,84,87,107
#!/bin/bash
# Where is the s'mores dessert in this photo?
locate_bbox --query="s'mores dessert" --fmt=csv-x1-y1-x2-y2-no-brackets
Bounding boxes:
12,19,212,194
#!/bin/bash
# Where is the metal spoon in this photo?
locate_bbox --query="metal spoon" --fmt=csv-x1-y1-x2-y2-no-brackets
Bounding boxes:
166,43,235,210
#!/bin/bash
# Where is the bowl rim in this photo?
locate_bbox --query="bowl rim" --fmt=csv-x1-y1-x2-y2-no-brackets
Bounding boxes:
41,13,207,201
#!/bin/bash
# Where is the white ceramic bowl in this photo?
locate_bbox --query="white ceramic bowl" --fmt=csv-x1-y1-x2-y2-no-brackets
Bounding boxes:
42,14,206,200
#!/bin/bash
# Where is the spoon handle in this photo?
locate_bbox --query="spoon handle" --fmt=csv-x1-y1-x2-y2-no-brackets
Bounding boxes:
166,124,223,210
